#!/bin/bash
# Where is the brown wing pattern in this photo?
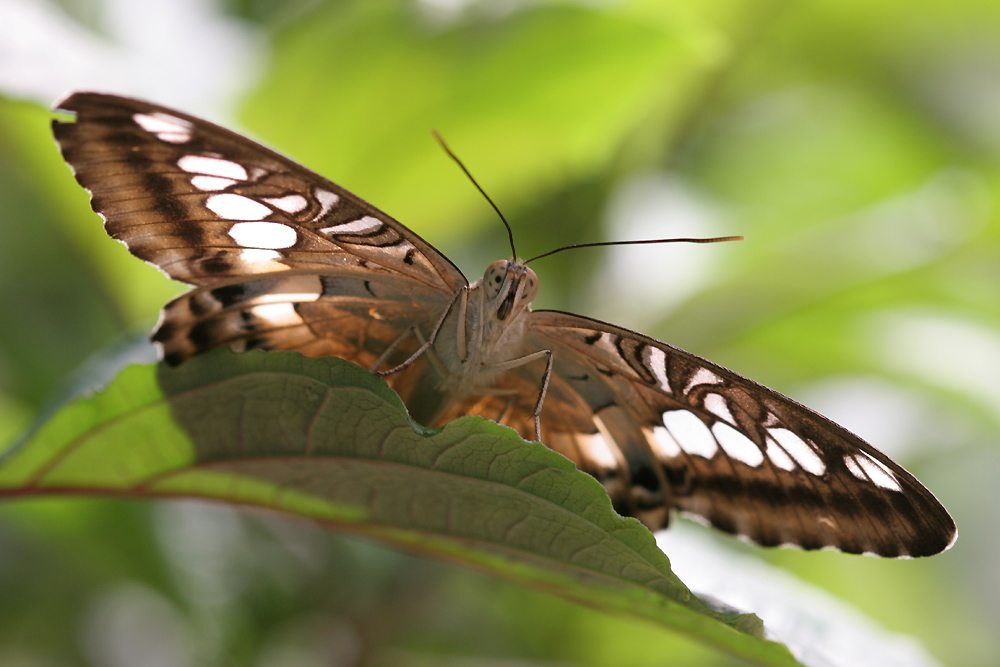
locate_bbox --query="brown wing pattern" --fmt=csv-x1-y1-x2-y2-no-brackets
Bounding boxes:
53,92,956,558
151,271,446,371
53,93,466,294
53,92,465,365
516,310,956,558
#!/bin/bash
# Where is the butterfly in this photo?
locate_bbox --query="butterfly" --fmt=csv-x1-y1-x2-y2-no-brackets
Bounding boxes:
53,92,957,558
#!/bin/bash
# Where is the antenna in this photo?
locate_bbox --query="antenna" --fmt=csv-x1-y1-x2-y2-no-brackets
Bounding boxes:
431,132,743,264
432,130,517,259
525,236,744,264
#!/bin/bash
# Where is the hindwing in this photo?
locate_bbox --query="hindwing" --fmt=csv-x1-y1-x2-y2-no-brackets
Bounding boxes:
477,310,956,558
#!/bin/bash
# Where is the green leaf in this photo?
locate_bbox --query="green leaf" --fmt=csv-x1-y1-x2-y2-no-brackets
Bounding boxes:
0,350,799,666
242,3,722,237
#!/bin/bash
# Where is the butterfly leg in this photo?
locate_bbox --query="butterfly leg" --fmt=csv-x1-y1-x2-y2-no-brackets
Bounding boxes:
480,349,553,441
495,394,518,424
369,326,420,373
411,327,447,376
374,287,464,377
367,321,444,377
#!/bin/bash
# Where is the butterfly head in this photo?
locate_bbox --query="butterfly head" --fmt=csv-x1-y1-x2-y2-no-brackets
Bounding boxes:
483,259,538,321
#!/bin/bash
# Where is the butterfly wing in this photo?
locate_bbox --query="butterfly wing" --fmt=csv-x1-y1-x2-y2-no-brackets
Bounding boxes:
480,309,956,557
53,93,466,365
53,93,956,557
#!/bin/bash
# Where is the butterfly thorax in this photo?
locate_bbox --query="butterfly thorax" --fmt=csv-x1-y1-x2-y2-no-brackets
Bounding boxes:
430,259,540,394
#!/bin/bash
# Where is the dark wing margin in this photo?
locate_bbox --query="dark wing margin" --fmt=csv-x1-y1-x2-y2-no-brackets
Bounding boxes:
52,92,466,293
526,310,957,558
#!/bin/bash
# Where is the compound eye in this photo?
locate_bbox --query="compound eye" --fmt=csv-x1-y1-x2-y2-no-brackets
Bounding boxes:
483,260,508,298
521,267,539,302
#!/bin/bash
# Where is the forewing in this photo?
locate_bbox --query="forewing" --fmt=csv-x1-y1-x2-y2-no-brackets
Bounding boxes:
52,92,466,293
519,310,956,558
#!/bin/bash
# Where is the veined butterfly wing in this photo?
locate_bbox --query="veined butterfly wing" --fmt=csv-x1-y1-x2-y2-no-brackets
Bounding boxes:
518,311,957,557
52,93,465,291
53,92,466,369
53,93,957,558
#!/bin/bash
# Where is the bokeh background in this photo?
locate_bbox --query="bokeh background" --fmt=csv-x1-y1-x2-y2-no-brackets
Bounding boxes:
1,1,998,665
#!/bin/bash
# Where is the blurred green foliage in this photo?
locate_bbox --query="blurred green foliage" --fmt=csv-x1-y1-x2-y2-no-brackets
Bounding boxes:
1,0,999,665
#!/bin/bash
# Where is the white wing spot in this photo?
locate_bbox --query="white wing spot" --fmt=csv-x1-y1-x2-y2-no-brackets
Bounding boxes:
178,155,248,180
238,249,282,263
845,453,902,491
191,175,237,191
643,346,672,393
265,194,309,214
662,410,718,458
208,194,272,221
252,276,323,304
134,112,193,143
703,393,734,423
649,426,681,458
248,302,302,327
261,291,319,303
686,367,723,393
579,432,619,470
320,216,383,235
767,428,825,475
712,423,764,466
228,221,297,249
764,437,796,471
158,132,190,144
314,188,341,219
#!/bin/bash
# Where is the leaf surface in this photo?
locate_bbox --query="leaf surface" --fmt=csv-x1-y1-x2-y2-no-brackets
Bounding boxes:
0,350,800,666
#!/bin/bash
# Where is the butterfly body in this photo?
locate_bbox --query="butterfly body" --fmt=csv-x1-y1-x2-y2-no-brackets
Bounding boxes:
409,260,544,416
53,92,957,557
